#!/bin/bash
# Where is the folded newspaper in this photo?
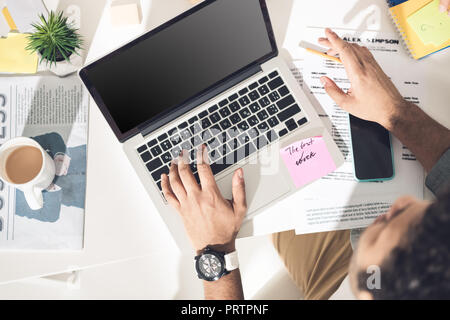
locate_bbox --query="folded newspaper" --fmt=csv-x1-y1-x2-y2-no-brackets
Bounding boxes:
0,75,88,250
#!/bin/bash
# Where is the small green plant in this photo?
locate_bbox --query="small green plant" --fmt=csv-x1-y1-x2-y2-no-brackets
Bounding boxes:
26,11,83,66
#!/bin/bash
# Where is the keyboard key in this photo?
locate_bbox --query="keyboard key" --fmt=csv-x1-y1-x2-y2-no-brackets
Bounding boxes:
209,124,222,136
238,133,251,144
147,139,157,148
267,104,278,115
151,166,169,181
209,149,221,162
286,119,298,131
257,122,269,132
199,130,211,142
247,115,259,127
230,113,242,125
238,96,250,107
168,127,178,135
146,158,163,172
199,110,208,119
218,132,230,144
267,116,279,128
170,134,182,145
161,152,172,163
266,130,278,142
228,127,240,138
228,138,240,150
235,143,256,162
156,181,162,191
229,93,238,101
259,97,271,108
171,146,182,158
249,90,260,101
150,145,163,157
297,117,308,127
160,140,172,151
248,128,259,139
201,118,212,129
210,112,221,124
219,107,231,118
276,95,295,110
188,116,198,124
218,99,228,107
137,145,147,153
210,159,232,175
268,70,279,78
208,137,221,149
237,121,250,131
268,77,284,90
258,85,270,96
178,122,188,129
268,91,281,102
208,105,218,113
181,141,191,151
257,110,269,121
239,107,251,119
249,82,258,90
249,102,261,113
140,151,152,162
192,135,203,147
278,86,289,97
180,129,192,140
258,76,269,84
229,101,240,112
219,143,232,156
238,88,249,96
190,162,198,174
219,119,232,131
190,123,202,135
279,128,288,137
278,104,301,122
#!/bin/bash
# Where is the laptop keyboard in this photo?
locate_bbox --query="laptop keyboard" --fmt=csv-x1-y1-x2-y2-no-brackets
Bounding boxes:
135,70,309,195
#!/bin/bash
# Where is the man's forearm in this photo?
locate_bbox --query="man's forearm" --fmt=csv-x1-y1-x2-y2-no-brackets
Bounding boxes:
389,101,450,172
203,269,244,300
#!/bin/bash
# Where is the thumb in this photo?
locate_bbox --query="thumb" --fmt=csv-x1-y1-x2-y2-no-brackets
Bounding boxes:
320,76,349,108
231,168,247,221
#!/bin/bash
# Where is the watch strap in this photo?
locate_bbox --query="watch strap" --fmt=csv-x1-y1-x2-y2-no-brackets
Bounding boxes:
224,250,239,271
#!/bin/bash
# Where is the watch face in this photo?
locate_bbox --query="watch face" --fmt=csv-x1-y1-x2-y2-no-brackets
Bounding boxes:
197,253,225,281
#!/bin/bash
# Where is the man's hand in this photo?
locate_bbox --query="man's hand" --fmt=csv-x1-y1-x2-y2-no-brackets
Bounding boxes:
318,28,407,131
161,145,247,253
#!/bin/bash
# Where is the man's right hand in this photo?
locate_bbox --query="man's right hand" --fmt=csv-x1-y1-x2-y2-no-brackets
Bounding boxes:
318,28,407,131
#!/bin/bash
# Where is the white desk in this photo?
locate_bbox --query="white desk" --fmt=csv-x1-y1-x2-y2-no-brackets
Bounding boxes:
0,0,449,286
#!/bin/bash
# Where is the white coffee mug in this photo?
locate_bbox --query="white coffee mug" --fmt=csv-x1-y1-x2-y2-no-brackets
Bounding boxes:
0,137,56,210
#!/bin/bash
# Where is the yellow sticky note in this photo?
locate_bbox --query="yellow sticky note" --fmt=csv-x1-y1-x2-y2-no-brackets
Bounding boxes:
0,33,38,74
407,0,450,46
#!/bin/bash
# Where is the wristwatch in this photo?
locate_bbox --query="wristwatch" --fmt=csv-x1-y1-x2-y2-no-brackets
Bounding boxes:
195,246,239,281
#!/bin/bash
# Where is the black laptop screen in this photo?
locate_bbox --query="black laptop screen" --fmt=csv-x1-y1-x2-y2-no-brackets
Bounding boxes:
80,0,275,141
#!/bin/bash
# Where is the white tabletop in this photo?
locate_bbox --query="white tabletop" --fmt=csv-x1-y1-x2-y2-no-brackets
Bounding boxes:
0,0,449,284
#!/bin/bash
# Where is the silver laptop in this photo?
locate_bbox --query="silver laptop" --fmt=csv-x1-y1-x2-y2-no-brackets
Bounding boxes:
79,0,343,250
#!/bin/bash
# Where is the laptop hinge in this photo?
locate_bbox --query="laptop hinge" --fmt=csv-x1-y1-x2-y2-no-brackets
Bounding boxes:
139,64,263,138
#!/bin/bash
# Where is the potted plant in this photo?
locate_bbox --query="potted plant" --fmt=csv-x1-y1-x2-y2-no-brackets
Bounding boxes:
26,11,83,77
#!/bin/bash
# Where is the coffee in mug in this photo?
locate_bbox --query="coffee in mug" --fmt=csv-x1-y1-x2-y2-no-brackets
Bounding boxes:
5,146,43,184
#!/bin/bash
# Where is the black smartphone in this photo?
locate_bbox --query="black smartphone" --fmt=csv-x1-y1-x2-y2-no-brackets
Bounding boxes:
349,114,395,181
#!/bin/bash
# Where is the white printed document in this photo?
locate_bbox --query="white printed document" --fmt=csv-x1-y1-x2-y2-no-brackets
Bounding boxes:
0,75,88,250
285,26,425,234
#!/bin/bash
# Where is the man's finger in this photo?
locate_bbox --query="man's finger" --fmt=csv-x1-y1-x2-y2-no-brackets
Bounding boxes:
177,151,201,194
440,0,450,12
169,160,187,200
320,76,350,108
324,28,364,75
196,145,217,190
161,173,180,210
231,168,247,222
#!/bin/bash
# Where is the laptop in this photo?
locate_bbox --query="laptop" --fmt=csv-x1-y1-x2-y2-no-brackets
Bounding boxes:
79,0,344,250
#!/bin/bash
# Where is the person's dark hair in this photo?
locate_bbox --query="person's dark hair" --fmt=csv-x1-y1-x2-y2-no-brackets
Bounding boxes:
358,188,450,299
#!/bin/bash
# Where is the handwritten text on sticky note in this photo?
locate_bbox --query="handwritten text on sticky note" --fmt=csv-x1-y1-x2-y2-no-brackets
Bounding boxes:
280,136,336,188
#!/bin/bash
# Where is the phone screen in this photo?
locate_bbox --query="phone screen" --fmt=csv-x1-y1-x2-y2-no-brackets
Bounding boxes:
349,115,394,181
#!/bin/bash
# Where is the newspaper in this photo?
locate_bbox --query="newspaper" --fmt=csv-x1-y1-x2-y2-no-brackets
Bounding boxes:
0,75,88,250
284,26,425,234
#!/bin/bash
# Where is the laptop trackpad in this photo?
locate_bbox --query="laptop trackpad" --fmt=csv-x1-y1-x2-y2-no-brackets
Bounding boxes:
216,162,291,218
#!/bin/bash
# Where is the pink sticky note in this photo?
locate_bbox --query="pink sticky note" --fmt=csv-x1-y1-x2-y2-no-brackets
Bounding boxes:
280,136,336,188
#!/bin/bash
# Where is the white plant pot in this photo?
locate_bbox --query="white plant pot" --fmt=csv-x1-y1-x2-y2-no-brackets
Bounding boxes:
40,53,83,77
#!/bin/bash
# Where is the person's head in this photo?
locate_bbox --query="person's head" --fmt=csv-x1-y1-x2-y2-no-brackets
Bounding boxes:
349,188,450,299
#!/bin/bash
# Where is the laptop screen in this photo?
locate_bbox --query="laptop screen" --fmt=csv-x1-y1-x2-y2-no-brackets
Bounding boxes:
80,0,276,142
